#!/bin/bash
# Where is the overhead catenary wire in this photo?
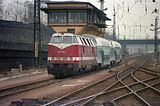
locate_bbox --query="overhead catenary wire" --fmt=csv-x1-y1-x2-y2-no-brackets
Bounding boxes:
97,0,159,39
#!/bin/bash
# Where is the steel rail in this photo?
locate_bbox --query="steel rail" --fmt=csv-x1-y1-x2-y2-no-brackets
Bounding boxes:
130,71,160,102
80,56,149,106
132,72,160,93
58,76,159,106
42,57,142,106
115,56,152,106
77,56,146,106
111,79,160,104
42,55,148,106
117,72,151,106
140,66,160,75
110,56,158,106
65,65,142,106
138,68,159,76
42,73,117,106
0,77,60,98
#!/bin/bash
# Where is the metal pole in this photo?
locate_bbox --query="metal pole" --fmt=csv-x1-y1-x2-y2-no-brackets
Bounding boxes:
154,16,158,64
34,0,37,67
34,0,41,67
100,0,104,11
113,6,116,40
38,0,41,68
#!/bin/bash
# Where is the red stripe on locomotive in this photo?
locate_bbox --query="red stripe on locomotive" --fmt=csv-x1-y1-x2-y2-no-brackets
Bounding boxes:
48,44,96,64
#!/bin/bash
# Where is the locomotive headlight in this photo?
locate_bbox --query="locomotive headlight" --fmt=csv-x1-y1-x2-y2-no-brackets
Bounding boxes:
48,57,52,61
51,57,55,60
63,57,67,60
69,57,73,61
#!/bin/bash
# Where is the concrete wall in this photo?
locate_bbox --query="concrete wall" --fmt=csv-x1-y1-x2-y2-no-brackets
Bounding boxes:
0,20,54,50
0,20,55,70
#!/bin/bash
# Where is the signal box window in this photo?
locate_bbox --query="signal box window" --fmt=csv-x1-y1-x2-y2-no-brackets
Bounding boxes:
49,11,67,24
67,29,75,34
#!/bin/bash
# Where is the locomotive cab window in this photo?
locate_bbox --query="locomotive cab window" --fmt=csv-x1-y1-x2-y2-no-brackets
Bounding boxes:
50,36,62,43
63,36,78,43
63,36,72,43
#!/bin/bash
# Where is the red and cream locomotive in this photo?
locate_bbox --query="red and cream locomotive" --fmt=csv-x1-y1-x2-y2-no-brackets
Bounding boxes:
47,33,96,78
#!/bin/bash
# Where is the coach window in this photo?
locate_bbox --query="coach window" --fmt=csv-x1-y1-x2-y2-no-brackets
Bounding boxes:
52,36,62,43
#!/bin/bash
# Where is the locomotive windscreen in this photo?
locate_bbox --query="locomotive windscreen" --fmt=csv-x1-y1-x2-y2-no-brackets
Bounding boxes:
50,35,78,44
50,36,62,43
63,36,72,43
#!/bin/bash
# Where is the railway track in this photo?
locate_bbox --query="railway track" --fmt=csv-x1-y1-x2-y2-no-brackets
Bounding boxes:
0,77,61,98
1,55,136,101
42,55,158,106
81,56,160,106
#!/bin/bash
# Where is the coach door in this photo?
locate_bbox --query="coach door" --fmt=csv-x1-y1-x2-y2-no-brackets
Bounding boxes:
101,50,104,66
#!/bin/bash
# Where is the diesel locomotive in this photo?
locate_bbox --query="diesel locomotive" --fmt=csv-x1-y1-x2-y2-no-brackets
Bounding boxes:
47,33,122,78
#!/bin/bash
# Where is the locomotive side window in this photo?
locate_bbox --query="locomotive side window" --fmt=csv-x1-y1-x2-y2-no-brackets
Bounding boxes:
63,36,78,43
73,36,78,43
86,39,91,45
89,39,93,45
51,36,62,43
80,37,84,44
82,38,87,45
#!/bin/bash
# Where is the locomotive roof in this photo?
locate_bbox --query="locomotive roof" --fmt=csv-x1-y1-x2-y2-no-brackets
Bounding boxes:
110,40,122,48
95,37,111,46
52,33,75,36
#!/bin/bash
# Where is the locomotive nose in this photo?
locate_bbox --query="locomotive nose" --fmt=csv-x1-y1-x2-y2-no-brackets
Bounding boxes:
47,64,53,69
47,64,54,74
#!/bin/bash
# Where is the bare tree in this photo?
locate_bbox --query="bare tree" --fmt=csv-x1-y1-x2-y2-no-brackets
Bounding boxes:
6,0,26,22
0,0,3,19
2,0,47,24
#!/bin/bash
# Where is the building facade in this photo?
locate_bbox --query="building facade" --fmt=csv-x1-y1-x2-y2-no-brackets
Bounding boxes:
42,1,110,35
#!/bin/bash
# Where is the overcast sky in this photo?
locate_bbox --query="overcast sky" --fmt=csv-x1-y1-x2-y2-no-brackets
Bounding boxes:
3,0,160,39
51,0,160,39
